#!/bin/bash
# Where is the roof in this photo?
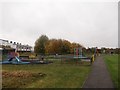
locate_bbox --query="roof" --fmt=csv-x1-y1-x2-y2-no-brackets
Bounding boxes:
0,39,8,42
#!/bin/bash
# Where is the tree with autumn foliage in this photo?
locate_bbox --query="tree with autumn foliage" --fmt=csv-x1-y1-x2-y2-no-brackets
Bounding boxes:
34,35,49,55
45,39,61,54
45,39,71,54
61,40,71,54
34,35,84,55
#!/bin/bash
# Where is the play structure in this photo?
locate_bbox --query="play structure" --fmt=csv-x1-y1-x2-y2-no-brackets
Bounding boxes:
73,48,90,59
0,56,52,65
61,47,97,64
0,52,52,65
0,56,30,64
1,47,98,65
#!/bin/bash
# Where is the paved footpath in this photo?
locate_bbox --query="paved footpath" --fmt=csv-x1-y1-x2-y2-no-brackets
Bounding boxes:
83,56,114,88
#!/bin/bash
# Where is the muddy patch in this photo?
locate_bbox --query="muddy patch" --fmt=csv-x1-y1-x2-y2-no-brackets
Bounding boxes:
2,71,46,88
2,71,46,78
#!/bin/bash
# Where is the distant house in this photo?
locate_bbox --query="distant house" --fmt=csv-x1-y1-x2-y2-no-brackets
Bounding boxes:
109,48,115,54
0,39,9,47
0,39,33,53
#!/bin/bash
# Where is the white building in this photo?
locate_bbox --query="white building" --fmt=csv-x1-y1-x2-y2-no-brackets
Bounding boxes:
0,39,32,52
0,39,9,46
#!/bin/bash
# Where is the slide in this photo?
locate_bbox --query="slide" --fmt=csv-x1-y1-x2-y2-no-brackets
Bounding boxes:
15,56,21,62
14,56,30,64
0,57,30,64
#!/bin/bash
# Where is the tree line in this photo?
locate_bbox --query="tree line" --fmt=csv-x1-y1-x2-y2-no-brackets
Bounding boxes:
34,35,83,55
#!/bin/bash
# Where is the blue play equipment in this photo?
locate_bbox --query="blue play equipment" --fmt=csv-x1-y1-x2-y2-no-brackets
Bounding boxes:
0,56,53,65
0,56,30,64
73,47,90,60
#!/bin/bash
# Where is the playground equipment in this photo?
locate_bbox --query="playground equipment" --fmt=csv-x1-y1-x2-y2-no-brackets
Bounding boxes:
0,52,52,65
0,56,30,64
74,47,91,60
61,47,98,64
0,57,53,65
60,48,90,64
0,52,49,64
0,56,53,65
0,51,30,64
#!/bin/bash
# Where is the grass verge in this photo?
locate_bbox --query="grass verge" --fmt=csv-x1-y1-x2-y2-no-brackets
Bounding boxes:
2,60,91,88
104,54,119,88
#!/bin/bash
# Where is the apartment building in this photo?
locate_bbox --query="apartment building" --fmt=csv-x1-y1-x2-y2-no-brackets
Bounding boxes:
0,39,33,52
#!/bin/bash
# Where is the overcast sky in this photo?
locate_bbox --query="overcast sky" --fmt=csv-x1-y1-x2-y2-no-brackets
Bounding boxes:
0,0,118,48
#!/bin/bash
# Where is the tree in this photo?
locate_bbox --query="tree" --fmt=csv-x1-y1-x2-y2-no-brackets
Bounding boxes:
45,39,62,54
45,39,71,54
45,39,84,55
61,40,71,54
34,35,49,55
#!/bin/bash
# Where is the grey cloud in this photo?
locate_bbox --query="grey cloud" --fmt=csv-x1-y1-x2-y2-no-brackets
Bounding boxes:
0,1,118,48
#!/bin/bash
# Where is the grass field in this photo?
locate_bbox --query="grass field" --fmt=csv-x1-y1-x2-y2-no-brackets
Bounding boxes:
104,54,119,88
2,60,91,88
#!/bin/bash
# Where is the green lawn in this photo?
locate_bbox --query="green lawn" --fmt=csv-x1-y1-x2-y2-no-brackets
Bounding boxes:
2,60,91,88
104,54,119,88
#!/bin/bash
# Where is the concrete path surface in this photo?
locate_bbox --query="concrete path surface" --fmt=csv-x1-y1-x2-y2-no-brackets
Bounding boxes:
83,56,114,88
